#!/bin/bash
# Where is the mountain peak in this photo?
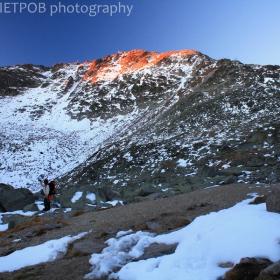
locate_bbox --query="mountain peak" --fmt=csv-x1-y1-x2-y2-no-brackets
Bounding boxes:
83,49,201,83
2,49,279,194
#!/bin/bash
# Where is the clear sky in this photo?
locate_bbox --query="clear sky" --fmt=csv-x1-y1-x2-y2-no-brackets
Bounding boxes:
0,0,280,67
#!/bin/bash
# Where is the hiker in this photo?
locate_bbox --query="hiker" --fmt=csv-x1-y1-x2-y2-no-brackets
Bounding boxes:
39,178,52,211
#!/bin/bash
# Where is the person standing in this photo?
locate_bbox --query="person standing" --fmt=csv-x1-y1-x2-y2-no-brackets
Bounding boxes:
40,178,51,211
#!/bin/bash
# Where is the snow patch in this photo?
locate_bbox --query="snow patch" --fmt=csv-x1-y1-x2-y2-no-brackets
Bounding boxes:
85,198,280,280
71,191,83,203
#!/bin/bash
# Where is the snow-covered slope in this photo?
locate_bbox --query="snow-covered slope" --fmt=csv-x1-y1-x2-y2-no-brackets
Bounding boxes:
1,50,280,196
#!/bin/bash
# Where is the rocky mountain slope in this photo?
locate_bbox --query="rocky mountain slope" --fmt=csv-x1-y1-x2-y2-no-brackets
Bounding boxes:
0,49,280,205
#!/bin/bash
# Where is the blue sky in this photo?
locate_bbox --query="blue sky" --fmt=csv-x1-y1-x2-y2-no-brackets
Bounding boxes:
0,0,280,66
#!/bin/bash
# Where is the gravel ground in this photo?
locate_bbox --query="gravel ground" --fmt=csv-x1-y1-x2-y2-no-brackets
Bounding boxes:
0,183,273,280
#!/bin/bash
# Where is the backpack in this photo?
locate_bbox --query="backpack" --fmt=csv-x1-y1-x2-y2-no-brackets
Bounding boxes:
48,181,56,195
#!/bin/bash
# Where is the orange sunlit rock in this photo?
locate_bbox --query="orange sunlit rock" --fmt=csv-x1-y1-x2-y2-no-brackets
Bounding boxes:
83,49,200,83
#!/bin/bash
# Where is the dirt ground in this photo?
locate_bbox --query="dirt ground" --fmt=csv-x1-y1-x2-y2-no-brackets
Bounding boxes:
0,183,273,280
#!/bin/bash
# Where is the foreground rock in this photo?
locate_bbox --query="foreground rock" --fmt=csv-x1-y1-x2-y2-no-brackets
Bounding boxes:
224,258,273,280
266,186,280,213
257,260,280,279
134,243,178,261
0,183,35,212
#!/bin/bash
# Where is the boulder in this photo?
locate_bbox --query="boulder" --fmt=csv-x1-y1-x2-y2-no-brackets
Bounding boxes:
23,203,39,212
2,214,32,229
98,187,121,201
223,175,238,185
0,183,35,212
266,186,280,213
45,223,63,230
145,221,163,231
59,187,86,209
237,142,256,151
197,165,217,178
246,155,266,167
218,167,243,177
224,257,273,280
71,240,105,255
136,186,157,197
218,262,234,268
267,172,278,184
135,242,178,261
249,195,267,205
146,192,163,200
257,260,280,279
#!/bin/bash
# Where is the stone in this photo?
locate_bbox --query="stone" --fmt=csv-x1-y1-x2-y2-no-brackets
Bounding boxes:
197,165,217,178
146,192,163,200
249,195,267,205
45,223,63,230
237,142,256,151
98,187,121,201
187,204,198,210
224,257,273,280
230,158,245,167
23,203,39,212
25,231,37,238
193,141,205,150
223,175,238,185
2,214,32,229
267,172,278,184
71,203,87,211
266,186,280,213
71,240,105,255
136,186,157,197
257,260,280,279
246,155,266,167
218,167,243,177
134,242,178,261
136,223,149,231
59,187,86,209
145,221,163,231
218,262,234,268
0,183,35,212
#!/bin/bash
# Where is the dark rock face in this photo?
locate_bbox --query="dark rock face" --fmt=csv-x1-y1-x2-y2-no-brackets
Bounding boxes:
0,64,49,96
0,183,35,212
266,186,280,213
